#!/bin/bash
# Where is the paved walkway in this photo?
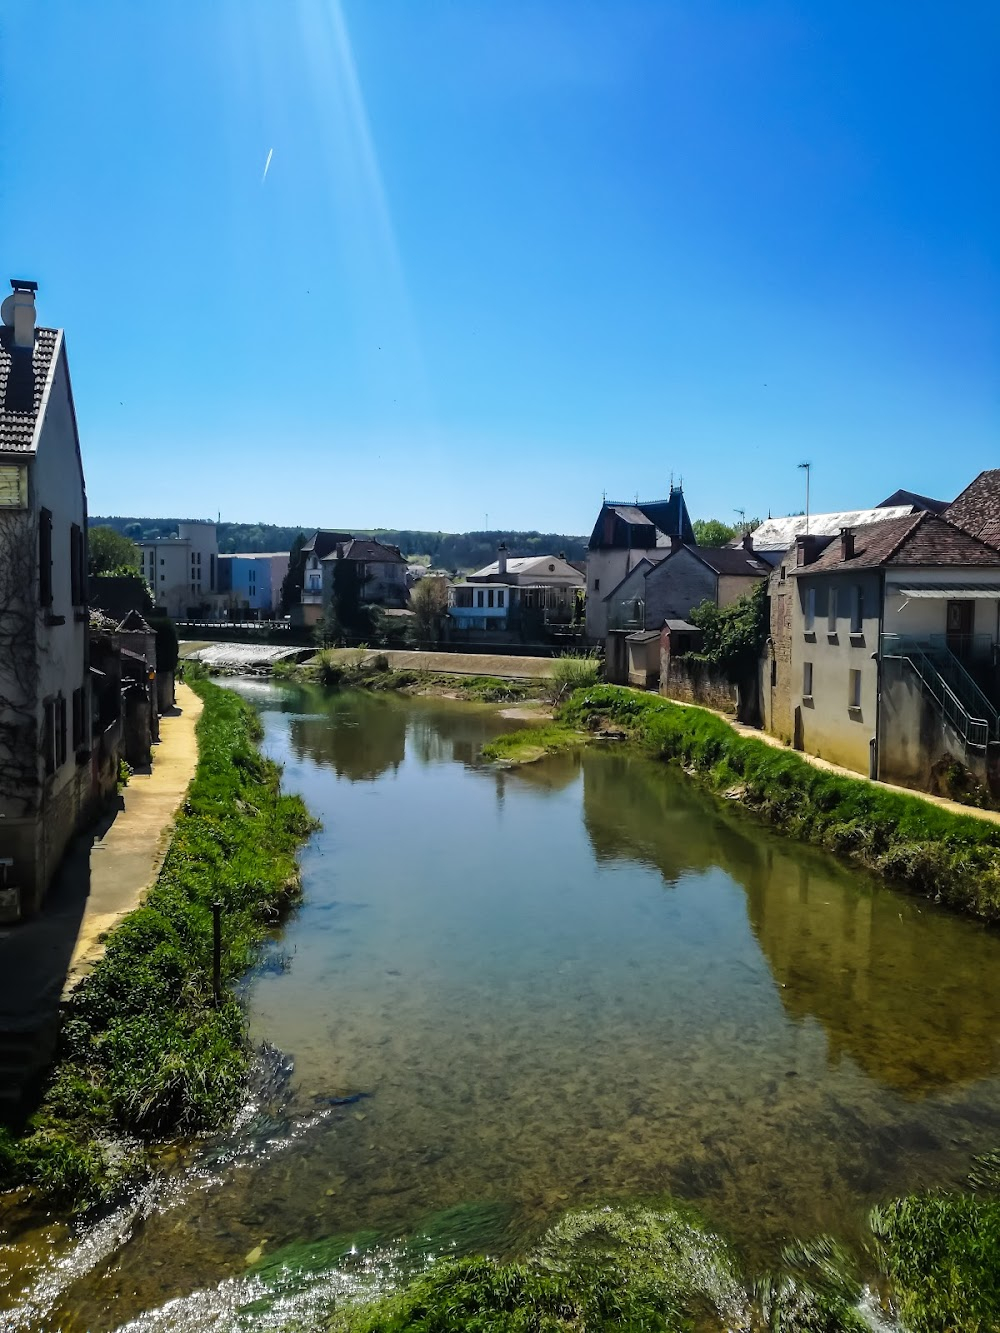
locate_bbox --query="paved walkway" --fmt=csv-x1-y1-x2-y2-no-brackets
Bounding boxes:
0,684,202,1050
0,685,202,1119
64,682,203,987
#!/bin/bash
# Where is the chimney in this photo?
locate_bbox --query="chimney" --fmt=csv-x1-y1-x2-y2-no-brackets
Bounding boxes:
742,531,754,552
497,542,508,576
840,528,855,561
8,279,37,350
670,534,684,553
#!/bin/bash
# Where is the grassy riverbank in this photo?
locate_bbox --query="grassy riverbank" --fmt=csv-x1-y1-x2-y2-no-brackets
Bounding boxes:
486,685,1000,922
0,678,315,1206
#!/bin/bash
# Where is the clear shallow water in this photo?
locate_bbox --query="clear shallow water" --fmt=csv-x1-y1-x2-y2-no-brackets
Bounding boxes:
4,683,1000,1331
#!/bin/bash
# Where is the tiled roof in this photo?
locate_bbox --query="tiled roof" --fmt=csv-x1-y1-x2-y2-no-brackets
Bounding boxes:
0,326,60,453
945,470,1000,549
321,538,405,563
687,546,770,576
795,513,1000,574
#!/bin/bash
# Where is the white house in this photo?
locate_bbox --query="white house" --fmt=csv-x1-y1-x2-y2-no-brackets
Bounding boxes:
0,280,90,918
139,521,220,619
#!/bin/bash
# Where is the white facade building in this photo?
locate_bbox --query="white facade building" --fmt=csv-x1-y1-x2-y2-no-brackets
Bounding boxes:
139,521,220,618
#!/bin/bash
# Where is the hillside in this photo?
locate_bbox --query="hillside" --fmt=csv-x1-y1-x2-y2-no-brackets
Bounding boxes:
89,518,589,572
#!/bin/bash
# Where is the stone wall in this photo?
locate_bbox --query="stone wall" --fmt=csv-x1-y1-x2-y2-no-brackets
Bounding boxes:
764,566,794,743
660,656,739,715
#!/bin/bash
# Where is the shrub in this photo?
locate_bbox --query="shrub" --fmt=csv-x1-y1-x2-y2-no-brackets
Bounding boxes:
542,652,602,705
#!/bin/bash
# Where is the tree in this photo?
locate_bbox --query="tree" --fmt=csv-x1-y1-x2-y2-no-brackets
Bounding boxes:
688,580,769,681
88,526,140,576
280,532,308,613
692,518,738,547
409,576,448,645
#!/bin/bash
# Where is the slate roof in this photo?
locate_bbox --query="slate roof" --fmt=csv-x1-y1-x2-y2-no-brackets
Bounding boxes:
588,490,695,549
794,513,1000,574
303,530,354,559
0,326,60,453
321,538,405,563
686,546,770,576
746,506,915,552
878,488,950,515
945,470,1000,549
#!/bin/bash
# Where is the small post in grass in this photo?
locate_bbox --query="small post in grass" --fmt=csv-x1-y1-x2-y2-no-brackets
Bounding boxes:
212,900,223,1006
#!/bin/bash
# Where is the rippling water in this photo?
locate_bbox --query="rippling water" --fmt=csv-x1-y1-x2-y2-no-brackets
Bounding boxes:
4,683,1000,1331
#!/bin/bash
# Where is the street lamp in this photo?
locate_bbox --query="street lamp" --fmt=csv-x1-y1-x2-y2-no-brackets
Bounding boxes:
798,462,811,535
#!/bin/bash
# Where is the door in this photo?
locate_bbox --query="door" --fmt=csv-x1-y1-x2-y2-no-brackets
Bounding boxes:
946,600,975,660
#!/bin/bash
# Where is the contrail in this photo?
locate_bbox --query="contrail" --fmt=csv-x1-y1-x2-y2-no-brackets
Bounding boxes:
261,147,273,183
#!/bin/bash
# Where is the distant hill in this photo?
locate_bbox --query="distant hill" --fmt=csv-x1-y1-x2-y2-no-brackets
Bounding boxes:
89,518,588,573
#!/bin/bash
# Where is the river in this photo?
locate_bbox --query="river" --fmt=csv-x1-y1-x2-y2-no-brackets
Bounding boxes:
3,682,1000,1330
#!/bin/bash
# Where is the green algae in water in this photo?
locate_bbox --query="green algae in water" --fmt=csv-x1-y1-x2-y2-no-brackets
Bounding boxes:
307,1203,871,1333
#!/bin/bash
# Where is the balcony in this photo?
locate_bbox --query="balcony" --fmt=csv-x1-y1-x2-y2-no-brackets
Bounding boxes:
301,589,323,606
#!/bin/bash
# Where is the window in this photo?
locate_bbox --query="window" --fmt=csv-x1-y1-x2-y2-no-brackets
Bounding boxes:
498,590,505,608
850,585,864,634
779,565,786,583
593,579,600,592
453,587,473,608
487,589,495,608
161,573,165,582
70,523,85,606
43,699,56,775
160,558,165,567
476,590,484,608
57,697,67,767
849,669,862,709
197,552,202,566
770,657,777,687
803,662,813,697
804,586,816,631
72,686,86,750
38,507,53,606
827,586,837,632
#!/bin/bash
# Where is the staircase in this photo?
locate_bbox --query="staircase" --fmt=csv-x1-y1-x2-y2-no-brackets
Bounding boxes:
882,637,999,753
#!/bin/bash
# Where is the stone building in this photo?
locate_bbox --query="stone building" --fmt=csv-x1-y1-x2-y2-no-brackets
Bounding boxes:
0,280,90,918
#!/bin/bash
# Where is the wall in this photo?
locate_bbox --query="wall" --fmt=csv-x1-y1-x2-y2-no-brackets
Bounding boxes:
717,573,763,607
763,560,795,743
878,654,989,792
789,569,881,776
585,550,633,638
660,655,739,714
644,548,718,624
16,345,91,912
626,637,660,688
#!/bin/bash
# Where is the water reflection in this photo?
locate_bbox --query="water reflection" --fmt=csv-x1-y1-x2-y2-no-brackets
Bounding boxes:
577,749,1000,1097
283,687,512,780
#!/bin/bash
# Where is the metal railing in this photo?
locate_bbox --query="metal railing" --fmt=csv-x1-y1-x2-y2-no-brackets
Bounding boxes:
883,634,1000,738
882,641,993,750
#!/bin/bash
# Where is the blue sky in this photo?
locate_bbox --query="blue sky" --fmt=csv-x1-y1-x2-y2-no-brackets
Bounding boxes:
2,2,997,534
